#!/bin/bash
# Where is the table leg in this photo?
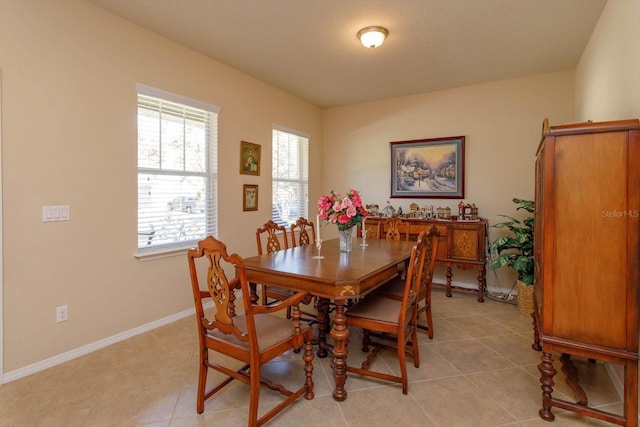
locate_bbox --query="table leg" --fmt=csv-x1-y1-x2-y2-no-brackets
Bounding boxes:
249,283,259,305
330,300,349,401
315,297,332,358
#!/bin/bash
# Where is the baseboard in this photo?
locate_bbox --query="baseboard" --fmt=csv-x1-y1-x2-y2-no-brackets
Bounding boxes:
2,305,202,384
433,279,503,296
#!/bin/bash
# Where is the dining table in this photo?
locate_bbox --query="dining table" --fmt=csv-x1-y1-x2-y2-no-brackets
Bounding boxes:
242,236,414,401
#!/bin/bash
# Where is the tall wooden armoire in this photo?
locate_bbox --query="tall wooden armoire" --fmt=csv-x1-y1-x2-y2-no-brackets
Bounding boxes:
533,118,640,426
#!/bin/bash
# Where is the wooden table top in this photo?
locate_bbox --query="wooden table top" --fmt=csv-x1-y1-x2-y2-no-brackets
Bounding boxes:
243,237,414,300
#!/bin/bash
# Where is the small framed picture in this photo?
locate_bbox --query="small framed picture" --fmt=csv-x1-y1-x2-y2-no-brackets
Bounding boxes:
243,184,258,211
240,141,261,176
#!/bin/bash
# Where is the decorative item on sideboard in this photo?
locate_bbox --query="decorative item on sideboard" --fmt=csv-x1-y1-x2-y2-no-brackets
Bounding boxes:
435,206,451,219
367,201,480,221
366,204,379,216
457,201,480,220
382,201,396,217
421,205,435,218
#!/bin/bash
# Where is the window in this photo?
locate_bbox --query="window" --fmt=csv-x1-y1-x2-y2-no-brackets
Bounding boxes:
272,127,309,226
137,84,218,255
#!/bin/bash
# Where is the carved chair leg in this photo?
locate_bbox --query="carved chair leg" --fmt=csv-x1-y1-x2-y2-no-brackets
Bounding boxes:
248,363,261,425
362,329,371,352
196,348,207,414
303,339,315,400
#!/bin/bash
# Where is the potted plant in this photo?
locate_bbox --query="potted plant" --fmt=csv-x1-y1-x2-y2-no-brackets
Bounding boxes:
489,198,535,314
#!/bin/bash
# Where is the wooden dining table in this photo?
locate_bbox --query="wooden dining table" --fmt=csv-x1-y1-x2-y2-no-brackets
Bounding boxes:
243,236,414,401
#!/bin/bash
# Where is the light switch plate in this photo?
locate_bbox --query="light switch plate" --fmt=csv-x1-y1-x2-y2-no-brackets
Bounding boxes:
43,205,70,222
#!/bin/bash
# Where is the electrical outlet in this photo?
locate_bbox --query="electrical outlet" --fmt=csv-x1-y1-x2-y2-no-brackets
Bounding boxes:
56,305,68,322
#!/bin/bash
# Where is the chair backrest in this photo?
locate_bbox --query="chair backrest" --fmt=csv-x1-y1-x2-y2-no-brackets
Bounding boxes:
290,217,316,247
383,218,410,241
419,226,440,291
362,221,380,240
187,236,256,349
256,220,289,255
398,229,437,326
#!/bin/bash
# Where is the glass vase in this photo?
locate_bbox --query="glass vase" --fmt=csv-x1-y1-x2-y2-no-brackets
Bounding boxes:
338,226,354,253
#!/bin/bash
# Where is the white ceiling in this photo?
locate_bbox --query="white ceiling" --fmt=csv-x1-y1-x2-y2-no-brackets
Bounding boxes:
88,0,607,108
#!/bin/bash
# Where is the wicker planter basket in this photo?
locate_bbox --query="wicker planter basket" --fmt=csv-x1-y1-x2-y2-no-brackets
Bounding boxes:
517,280,534,315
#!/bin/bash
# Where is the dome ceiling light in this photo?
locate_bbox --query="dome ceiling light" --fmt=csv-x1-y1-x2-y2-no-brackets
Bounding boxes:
357,26,388,49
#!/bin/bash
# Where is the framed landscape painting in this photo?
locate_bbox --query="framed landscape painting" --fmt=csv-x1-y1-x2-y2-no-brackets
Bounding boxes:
390,136,465,199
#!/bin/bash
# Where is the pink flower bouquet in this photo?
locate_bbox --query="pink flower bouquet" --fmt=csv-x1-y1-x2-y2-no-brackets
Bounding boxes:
318,189,368,231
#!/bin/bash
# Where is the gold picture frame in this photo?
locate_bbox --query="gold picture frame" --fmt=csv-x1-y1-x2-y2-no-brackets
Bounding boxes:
240,141,261,176
243,184,258,211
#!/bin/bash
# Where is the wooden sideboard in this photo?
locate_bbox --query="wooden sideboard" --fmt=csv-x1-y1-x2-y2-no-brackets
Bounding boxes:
360,217,487,301
533,118,640,426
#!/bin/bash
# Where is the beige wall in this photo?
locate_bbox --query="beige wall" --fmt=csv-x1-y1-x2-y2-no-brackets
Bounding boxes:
575,0,640,122
1,0,635,378
573,0,640,393
322,72,575,289
0,0,322,373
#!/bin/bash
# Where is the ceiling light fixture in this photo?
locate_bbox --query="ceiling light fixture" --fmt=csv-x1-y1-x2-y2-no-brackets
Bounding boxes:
357,26,388,49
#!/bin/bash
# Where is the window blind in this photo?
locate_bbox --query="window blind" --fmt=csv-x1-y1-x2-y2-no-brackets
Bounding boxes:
136,84,218,254
272,127,309,226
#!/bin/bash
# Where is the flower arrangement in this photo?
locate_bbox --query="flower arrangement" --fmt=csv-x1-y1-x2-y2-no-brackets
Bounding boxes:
318,189,368,231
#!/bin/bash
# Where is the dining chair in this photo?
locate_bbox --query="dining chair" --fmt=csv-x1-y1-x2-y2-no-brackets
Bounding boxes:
344,229,432,394
381,217,410,241
289,217,324,322
360,219,380,240
187,236,315,426
256,220,294,308
381,217,411,278
290,216,316,247
375,226,439,338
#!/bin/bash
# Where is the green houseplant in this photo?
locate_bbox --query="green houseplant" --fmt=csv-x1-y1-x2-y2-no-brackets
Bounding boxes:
490,198,535,313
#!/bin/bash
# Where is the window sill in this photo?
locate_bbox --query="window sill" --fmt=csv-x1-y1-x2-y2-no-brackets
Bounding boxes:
135,246,190,261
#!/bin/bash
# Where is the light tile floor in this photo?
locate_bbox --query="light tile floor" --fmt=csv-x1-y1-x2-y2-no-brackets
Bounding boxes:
0,287,630,426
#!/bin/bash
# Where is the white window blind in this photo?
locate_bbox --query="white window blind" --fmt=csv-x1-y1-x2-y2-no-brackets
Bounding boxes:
137,84,218,254
272,127,309,226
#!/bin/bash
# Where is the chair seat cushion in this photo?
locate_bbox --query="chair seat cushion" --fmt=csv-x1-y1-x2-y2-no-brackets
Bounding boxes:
208,313,311,351
346,295,402,324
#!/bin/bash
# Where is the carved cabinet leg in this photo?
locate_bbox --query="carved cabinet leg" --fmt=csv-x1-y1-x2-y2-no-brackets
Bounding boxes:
531,312,541,351
476,264,485,302
446,266,453,297
538,351,557,421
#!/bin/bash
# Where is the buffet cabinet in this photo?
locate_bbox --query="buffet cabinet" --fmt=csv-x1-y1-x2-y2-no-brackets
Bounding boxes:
533,118,640,426
361,217,487,301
